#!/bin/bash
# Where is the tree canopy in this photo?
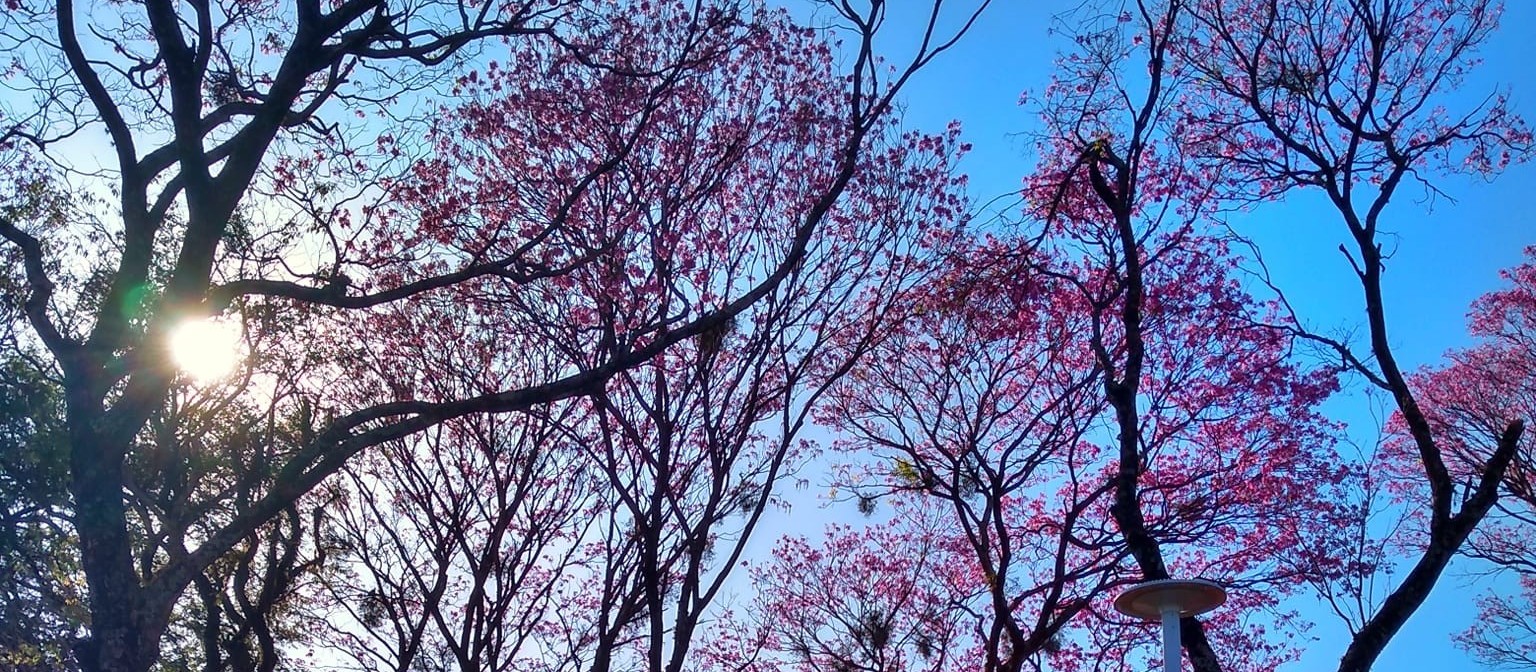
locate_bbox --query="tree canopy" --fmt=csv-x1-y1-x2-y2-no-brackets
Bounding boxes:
0,1,1531,672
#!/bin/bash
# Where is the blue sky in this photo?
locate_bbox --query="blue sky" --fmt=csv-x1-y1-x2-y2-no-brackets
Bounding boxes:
812,1,1536,670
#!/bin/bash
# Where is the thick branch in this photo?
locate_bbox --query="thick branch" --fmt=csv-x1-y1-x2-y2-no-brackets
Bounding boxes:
1339,420,1525,672
0,216,75,360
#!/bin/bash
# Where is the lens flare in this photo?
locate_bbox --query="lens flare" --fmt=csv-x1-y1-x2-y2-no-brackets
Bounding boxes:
168,317,243,383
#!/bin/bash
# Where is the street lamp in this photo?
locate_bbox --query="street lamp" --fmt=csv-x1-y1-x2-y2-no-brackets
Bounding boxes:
1113,578,1227,672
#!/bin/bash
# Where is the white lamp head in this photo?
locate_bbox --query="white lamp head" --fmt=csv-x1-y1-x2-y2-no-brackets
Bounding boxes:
1113,578,1227,620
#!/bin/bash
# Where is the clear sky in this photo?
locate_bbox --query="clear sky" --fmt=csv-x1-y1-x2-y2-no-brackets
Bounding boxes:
788,1,1536,670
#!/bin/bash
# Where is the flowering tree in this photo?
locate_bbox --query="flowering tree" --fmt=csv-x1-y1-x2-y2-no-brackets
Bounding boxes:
0,0,987,669
720,513,979,672
689,0,1531,668
736,3,1508,672
303,115,966,672
742,154,1343,672
1015,3,1349,670
814,233,1124,672
1177,0,1531,669
567,134,960,672
1462,577,1536,671
735,6,1349,670
1389,248,1536,669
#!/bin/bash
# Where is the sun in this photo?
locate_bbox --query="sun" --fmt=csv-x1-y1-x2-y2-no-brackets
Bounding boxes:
167,317,244,383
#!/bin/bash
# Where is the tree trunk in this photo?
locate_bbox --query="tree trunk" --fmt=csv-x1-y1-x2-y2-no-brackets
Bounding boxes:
69,405,170,672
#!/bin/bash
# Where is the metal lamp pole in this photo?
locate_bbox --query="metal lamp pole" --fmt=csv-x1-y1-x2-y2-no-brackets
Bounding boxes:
1113,579,1227,672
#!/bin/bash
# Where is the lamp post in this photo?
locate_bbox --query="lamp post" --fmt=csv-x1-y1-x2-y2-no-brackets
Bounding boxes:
1113,578,1227,672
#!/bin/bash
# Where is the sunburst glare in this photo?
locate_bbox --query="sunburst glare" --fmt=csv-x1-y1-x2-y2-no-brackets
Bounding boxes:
168,317,244,384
